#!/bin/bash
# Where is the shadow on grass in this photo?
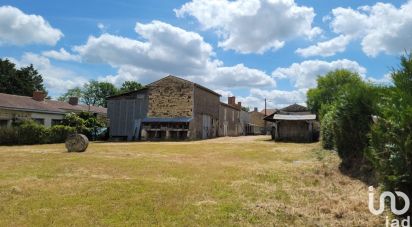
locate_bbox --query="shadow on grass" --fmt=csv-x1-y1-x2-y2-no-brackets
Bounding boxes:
338,158,378,186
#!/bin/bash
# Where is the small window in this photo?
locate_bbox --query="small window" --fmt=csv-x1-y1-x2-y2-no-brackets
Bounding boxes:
52,119,63,126
0,119,9,128
32,118,45,125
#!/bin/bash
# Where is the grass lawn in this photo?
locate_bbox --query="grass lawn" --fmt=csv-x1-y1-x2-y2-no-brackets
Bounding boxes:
0,136,381,226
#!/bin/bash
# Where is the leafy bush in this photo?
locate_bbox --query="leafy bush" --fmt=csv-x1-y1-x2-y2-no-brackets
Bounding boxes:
0,127,18,145
17,120,49,145
62,112,105,140
48,125,76,143
307,69,363,119
321,109,335,150
62,112,87,132
368,53,412,216
332,83,376,168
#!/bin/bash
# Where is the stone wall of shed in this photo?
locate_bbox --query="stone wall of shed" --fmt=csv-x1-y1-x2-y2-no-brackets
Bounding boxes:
277,121,311,142
147,77,194,118
192,86,220,139
218,104,240,137
249,111,265,127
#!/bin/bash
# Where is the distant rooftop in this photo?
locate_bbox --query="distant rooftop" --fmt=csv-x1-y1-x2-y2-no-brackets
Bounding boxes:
0,93,107,115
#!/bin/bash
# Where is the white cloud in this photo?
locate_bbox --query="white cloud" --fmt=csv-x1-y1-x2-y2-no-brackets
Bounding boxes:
75,20,217,76
238,88,307,109
366,73,392,85
8,53,86,97
42,48,80,62
175,0,321,54
189,64,276,89
328,1,412,57
0,6,62,46
98,65,162,87
295,35,351,57
75,20,275,90
272,59,367,89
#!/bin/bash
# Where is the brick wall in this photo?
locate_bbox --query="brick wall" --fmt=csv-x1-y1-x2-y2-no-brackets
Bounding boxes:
147,76,194,118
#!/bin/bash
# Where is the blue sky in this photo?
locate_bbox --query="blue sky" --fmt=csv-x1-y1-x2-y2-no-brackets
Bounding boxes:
0,0,409,109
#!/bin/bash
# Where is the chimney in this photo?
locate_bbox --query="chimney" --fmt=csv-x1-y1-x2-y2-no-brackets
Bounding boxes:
238,102,241,108
228,96,236,106
68,97,79,105
254,107,258,112
32,91,46,101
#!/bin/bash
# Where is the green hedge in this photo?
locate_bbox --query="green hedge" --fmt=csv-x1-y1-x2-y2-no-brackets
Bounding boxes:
48,125,76,143
321,110,335,150
17,120,49,145
0,127,18,145
0,120,76,145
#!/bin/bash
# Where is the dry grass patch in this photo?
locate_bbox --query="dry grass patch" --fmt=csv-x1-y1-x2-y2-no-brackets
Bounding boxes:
0,136,382,226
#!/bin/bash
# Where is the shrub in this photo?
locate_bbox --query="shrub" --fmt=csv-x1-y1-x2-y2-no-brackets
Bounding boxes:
321,109,335,150
17,120,49,145
307,69,363,118
368,53,412,216
332,83,376,168
62,112,106,140
0,127,18,145
48,125,76,143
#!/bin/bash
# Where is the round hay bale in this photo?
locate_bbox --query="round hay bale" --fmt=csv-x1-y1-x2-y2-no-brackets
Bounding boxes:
65,134,89,152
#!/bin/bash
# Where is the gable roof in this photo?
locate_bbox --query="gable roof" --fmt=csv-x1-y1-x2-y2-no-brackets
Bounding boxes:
280,104,308,112
0,93,106,115
106,87,148,99
148,75,221,97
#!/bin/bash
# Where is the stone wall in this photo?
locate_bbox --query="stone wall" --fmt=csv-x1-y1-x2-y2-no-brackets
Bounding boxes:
218,103,240,136
147,76,194,118
192,86,220,139
249,111,265,127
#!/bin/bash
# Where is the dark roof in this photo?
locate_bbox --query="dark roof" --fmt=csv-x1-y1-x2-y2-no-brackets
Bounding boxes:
106,87,148,99
142,117,192,123
0,93,107,115
280,104,308,112
46,100,107,115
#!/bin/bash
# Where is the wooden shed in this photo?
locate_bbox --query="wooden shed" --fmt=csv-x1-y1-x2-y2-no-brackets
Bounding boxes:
264,104,319,142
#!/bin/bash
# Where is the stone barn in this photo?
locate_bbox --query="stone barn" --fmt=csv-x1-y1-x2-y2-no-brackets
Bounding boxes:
264,104,319,142
107,75,221,140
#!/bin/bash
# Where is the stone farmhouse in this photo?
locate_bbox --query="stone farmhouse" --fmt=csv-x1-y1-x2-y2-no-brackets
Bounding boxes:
107,75,248,140
0,92,107,128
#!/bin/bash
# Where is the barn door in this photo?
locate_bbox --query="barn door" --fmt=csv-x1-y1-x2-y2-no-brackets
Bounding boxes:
223,122,228,136
202,114,211,139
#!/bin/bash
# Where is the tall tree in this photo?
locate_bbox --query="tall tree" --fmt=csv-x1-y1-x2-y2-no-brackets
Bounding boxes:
306,69,363,119
82,80,118,107
0,59,46,96
119,81,143,93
